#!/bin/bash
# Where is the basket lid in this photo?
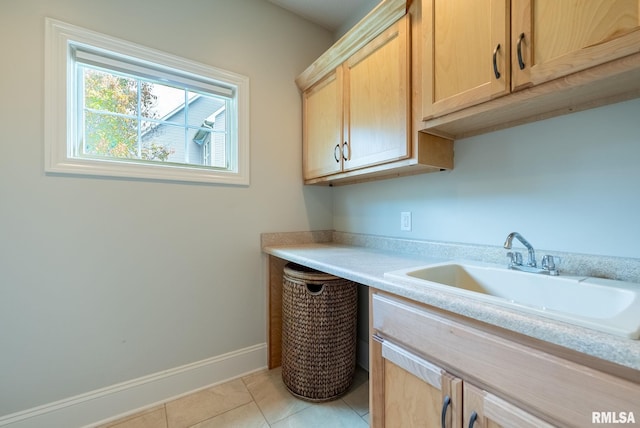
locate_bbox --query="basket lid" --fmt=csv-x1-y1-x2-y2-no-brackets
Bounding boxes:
283,263,339,282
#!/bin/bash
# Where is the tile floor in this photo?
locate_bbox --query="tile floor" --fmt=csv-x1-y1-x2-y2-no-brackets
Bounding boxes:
98,367,369,428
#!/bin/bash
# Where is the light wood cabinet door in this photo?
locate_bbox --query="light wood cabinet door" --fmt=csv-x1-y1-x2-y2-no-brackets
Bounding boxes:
371,337,555,428
344,16,410,172
371,338,463,428
511,0,640,91
302,69,343,180
464,383,554,428
422,0,511,119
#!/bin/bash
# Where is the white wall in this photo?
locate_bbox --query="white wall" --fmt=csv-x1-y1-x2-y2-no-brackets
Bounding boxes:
0,0,333,417
334,98,640,259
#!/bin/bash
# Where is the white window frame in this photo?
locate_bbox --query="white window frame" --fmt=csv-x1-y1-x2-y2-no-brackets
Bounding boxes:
44,18,250,185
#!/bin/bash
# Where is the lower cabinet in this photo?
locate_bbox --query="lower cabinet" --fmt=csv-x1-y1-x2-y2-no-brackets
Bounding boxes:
372,336,552,428
373,337,462,427
370,291,640,428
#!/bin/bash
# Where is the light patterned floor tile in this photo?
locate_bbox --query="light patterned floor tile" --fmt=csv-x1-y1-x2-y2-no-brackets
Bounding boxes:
165,379,253,428
100,406,167,428
188,402,269,428
270,400,369,428
97,367,370,428
242,367,311,425
343,380,369,416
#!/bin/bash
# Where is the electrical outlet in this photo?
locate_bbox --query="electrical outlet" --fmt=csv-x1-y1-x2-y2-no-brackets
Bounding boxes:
400,212,411,231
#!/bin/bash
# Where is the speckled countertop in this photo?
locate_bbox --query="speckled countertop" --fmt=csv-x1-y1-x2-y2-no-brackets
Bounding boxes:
262,231,640,374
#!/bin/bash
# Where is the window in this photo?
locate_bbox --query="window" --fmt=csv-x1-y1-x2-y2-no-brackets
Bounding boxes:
44,18,250,185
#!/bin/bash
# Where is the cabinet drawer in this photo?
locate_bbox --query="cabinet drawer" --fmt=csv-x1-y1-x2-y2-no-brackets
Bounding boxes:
372,292,640,428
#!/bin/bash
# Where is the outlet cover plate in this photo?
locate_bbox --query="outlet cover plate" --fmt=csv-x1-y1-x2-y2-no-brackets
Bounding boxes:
401,212,411,231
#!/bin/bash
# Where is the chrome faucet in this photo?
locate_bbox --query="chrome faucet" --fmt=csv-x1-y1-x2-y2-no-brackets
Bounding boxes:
504,232,536,267
503,232,559,275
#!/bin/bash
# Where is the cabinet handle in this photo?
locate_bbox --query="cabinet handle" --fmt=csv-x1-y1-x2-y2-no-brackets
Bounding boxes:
517,32,526,70
342,141,350,161
492,44,501,79
440,395,451,428
468,411,478,428
334,144,340,163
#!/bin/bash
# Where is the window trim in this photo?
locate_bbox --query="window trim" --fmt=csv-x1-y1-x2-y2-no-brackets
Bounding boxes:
44,18,250,185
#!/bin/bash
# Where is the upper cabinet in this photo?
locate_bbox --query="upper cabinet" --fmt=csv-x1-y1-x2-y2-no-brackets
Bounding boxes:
511,0,640,91
420,0,640,137
303,69,343,180
303,17,411,182
343,18,410,172
422,0,511,118
297,0,453,186
298,0,640,183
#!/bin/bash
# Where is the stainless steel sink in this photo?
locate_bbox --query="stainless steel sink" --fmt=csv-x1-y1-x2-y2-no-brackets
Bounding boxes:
384,261,640,339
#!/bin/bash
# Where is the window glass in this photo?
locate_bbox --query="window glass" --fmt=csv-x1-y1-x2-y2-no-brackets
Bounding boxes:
78,64,229,168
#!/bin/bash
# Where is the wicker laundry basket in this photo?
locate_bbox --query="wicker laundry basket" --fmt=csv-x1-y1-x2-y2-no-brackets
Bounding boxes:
281,263,358,401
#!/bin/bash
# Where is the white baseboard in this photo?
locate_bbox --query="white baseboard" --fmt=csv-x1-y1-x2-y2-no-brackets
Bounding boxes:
0,343,267,428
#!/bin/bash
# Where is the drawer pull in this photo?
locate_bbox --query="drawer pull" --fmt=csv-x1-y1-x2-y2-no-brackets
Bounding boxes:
493,44,501,79
441,395,451,428
342,141,350,161
517,32,526,70
468,410,478,427
334,144,340,163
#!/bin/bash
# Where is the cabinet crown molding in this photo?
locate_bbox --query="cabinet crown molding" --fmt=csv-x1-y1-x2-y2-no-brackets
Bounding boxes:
295,0,407,92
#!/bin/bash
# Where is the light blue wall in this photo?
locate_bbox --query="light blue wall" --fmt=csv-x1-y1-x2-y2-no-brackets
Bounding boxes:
0,0,333,416
333,98,640,259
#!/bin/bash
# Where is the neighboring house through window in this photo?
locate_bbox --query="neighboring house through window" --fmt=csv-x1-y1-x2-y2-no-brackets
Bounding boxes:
44,18,250,185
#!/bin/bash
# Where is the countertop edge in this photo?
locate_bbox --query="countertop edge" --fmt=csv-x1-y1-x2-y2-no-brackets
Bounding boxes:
263,242,640,374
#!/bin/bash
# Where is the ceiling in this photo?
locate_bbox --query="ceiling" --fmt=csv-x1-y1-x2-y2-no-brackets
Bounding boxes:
267,0,378,32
